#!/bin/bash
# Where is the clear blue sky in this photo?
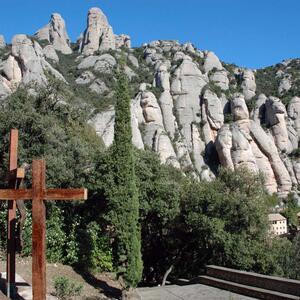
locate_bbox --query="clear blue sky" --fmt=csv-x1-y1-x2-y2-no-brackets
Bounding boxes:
0,0,299,69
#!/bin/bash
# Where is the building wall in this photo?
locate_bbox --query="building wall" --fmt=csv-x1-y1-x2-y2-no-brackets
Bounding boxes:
269,219,287,236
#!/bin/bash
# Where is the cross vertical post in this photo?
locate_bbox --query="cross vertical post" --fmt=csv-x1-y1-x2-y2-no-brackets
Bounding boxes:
6,129,18,297
32,160,46,300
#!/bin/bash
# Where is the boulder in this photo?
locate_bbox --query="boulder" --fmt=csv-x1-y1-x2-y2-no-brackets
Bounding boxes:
128,54,139,68
183,42,195,53
75,71,95,85
265,96,292,153
203,51,223,73
209,69,229,90
35,13,72,54
89,79,108,94
173,51,185,62
250,93,266,123
140,91,164,126
202,89,224,130
11,34,65,86
2,55,22,86
0,75,12,99
77,54,116,74
154,63,170,91
124,65,136,80
115,34,131,49
12,34,47,85
77,56,99,69
43,45,59,62
143,47,163,65
80,7,116,55
94,54,116,73
154,128,180,168
241,69,256,100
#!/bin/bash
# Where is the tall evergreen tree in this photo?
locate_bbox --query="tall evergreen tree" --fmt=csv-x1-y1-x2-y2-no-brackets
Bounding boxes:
106,65,143,287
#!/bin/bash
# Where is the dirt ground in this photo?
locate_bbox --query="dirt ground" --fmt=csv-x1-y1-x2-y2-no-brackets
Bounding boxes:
0,255,123,300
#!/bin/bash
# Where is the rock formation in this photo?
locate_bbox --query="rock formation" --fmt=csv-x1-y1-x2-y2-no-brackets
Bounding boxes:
203,51,223,73
265,96,293,153
171,55,207,149
134,84,179,168
43,45,59,62
241,69,256,100
80,7,116,55
115,34,131,48
35,13,72,54
1,7,300,196
0,34,65,98
216,93,292,195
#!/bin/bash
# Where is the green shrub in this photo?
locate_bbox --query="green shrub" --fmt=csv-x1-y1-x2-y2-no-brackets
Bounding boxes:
79,221,113,273
46,204,66,262
53,276,83,300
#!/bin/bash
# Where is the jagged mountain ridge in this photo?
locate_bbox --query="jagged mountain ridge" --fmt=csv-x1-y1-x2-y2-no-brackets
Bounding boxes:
1,7,300,197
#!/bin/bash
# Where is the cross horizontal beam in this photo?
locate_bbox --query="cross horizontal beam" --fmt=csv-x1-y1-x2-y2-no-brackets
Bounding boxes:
0,188,87,201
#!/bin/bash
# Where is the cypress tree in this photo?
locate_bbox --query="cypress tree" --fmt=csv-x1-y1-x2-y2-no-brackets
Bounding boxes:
107,65,143,287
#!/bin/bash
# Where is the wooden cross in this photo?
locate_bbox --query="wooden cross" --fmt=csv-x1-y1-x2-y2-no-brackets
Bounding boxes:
6,129,25,297
0,159,87,300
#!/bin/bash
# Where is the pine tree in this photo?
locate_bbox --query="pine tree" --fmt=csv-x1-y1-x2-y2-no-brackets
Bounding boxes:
107,66,143,287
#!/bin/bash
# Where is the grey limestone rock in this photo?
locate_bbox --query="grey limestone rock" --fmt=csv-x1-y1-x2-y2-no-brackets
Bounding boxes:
75,71,95,85
265,96,293,153
1,55,22,86
128,54,139,68
89,107,115,147
209,69,229,90
202,89,224,130
124,65,136,80
115,34,131,49
43,45,59,62
94,54,116,73
250,93,266,123
203,51,223,73
11,35,65,87
35,13,72,54
89,79,108,95
0,75,12,99
171,55,207,149
216,94,292,195
241,69,256,100
80,7,116,55
77,54,116,74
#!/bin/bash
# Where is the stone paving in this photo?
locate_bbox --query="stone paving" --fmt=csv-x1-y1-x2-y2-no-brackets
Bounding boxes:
0,273,57,300
137,284,258,300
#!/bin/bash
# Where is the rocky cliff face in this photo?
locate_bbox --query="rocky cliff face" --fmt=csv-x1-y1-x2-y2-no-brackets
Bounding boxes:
1,7,300,196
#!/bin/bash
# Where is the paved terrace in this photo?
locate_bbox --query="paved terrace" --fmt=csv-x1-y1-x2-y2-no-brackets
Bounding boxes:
137,284,257,300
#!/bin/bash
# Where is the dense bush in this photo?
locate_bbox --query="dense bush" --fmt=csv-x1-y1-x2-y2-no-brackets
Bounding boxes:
54,276,83,300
